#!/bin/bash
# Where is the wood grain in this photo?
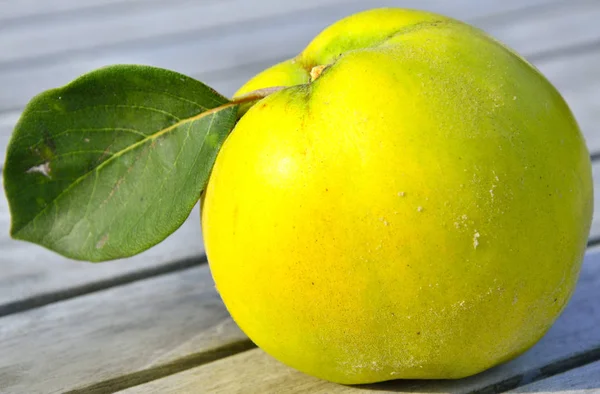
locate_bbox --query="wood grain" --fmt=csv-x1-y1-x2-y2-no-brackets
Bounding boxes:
120,247,600,393
509,360,600,393
0,264,249,394
0,0,364,67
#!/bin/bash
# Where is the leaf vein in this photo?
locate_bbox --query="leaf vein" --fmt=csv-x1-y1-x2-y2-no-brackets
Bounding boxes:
14,103,236,237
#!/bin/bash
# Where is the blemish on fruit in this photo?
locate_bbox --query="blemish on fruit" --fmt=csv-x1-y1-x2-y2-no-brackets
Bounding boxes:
310,64,328,81
473,231,480,249
417,206,423,212
398,191,405,197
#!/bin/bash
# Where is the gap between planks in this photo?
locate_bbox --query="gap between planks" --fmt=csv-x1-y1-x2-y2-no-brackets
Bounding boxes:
0,263,251,393
0,254,207,318
1,245,598,394
507,359,600,392
65,340,256,394
115,246,600,393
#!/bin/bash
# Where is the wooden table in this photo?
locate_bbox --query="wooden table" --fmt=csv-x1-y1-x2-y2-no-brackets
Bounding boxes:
1,0,599,392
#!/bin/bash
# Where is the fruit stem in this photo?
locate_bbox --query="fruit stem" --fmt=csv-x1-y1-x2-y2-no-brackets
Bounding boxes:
310,65,328,82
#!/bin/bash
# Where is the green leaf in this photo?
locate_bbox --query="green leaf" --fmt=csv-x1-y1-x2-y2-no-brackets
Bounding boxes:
3,65,237,262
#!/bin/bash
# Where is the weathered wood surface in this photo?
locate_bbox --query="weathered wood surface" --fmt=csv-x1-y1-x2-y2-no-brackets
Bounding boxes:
1,0,599,316
0,173,205,315
0,0,157,21
0,264,249,394
121,247,600,393
1,247,598,393
0,0,554,67
0,0,591,113
509,360,600,393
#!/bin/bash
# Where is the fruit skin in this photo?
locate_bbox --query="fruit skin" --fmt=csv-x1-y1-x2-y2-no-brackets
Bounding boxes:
202,8,593,384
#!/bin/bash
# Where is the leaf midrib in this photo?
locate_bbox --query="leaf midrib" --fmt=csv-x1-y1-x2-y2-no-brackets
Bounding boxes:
12,102,237,237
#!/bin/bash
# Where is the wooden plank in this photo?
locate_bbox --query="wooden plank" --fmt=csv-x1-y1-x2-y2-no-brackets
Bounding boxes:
0,0,554,68
120,247,600,393
0,0,582,113
0,171,206,313
0,0,152,22
0,0,359,66
1,237,598,394
0,68,254,314
0,264,249,394
479,0,600,58
0,110,19,171
536,50,600,158
509,360,600,393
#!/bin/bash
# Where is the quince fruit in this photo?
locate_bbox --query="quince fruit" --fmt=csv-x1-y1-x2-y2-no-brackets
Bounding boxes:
202,8,593,384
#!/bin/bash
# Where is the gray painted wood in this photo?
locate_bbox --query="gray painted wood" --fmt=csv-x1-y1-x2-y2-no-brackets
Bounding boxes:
537,49,600,160
0,0,370,66
0,264,248,394
509,360,600,393
0,173,206,311
0,0,584,114
0,0,554,68
0,110,19,170
0,0,157,22
121,247,600,393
